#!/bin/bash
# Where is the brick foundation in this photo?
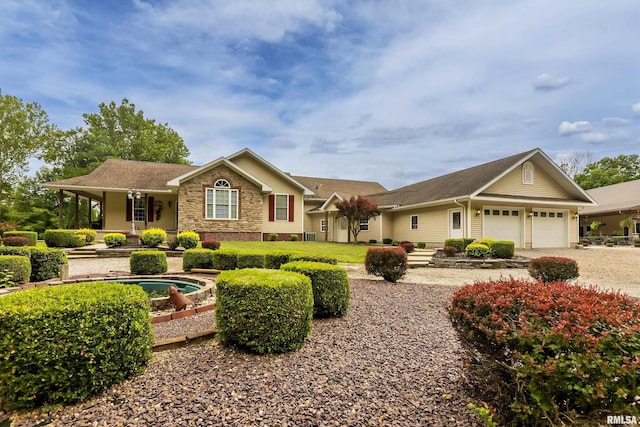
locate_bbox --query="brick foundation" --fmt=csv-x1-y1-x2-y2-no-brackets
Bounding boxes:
200,231,262,241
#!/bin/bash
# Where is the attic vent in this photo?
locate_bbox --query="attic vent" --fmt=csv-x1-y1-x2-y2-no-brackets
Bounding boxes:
522,161,534,185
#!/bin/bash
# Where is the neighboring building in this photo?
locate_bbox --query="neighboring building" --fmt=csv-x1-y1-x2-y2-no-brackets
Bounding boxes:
578,180,640,237
43,147,596,248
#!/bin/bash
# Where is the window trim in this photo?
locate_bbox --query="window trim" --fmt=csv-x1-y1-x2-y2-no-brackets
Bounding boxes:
205,180,239,220
320,219,327,232
274,194,289,222
522,161,534,185
410,214,419,230
359,219,369,231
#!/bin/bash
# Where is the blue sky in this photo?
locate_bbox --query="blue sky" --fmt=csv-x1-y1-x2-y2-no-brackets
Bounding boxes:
1,0,639,189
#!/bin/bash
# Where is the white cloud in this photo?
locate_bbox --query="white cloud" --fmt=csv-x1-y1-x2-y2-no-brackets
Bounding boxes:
533,73,571,91
581,132,609,143
602,117,631,127
632,102,640,116
558,121,591,136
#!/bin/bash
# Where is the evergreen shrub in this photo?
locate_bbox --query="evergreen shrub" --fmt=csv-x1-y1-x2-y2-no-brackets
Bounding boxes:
215,269,313,354
177,231,200,249
290,254,337,265
0,255,31,284
182,249,215,271
44,229,85,248
4,231,37,246
2,236,29,247
281,261,350,318
104,233,126,247
0,282,153,409
130,250,167,275
465,243,490,259
213,250,238,270
237,253,265,269
488,240,515,259
0,247,67,282
140,228,166,248
74,228,97,243
528,256,579,283
264,252,293,269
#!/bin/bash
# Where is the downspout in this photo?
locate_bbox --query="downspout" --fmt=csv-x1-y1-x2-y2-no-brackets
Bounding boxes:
453,199,467,238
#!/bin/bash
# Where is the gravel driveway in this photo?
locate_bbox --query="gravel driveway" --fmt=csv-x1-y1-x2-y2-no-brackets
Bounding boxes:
9,246,639,425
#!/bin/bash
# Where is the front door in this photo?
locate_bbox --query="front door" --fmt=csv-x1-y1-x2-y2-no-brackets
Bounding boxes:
449,209,463,239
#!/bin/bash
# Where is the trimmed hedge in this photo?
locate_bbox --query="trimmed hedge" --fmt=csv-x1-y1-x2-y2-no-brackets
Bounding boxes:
0,282,153,409
237,253,265,269
0,255,31,284
364,247,407,283
0,247,67,282
213,250,238,270
130,250,168,275
281,261,350,318
487,240,515,259
177,231,200,249
104,232,126,247
465,243,490,259
215,269,313,354
140,228,166,248
449,277,640,425
44,229,85,248
290,254,338,265
182,248,215,271
528,256,579,283
74,228,97,243
4,231,37,246
2,236,29,247
264,252,294,269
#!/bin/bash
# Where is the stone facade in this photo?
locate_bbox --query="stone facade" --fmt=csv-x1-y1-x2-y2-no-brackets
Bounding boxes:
178,165,263,239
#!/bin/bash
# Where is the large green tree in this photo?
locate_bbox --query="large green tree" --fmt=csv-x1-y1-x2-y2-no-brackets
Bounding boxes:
42,98,191,178
0,90,52,219
574,154,640,190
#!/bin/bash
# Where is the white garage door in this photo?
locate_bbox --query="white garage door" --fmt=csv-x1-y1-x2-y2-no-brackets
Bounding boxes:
532,210,567,248
483,208,522,248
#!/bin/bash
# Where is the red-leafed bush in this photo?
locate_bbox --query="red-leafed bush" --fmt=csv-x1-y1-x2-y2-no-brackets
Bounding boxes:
399,241,415,253
2,236,29,247
443,245,458,257
201,240,220,250
528,256,579,283
448,277,640,424
364,247,407,283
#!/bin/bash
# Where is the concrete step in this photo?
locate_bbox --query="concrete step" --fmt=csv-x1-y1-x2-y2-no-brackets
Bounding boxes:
67,254,98,259
406,249,436,268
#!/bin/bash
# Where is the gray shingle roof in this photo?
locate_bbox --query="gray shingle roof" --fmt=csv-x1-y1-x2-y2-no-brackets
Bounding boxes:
291,176,387,200
581,179,640,214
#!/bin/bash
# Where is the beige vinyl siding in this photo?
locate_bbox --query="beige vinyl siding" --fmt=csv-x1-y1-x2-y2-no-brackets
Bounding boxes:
485,162,572,199
390,207,449,246
470,207,483,242
103,192,178,233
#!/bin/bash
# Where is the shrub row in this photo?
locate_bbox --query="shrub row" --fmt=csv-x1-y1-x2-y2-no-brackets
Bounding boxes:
130,250,168,275
0,282,153,409
0,255,31,285
444,238,475,252
182,249,338,272
3,231,37,246
448,277,640,424
1,236,29,247
364,247,407,283
0,247,67,282
44,229,86,248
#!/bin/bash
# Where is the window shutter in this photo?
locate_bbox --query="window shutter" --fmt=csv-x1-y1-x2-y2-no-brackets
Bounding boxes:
126,197,132,221
268,194,275,222
288,195,294,222
147,196,155,223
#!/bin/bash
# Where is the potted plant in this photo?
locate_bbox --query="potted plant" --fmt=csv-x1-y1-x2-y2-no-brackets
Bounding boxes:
605,237,615,247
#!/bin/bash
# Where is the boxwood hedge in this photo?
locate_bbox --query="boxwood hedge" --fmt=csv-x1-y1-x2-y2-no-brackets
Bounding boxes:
213,249,238,270
264,252,294,269
3,231,37,246
215,269,313,354
237,253,265,269
281,261,350,318
0,255,31,284
0,282,153,409
44,229,86,248
182,248,215,271
290,254,338,265
130,250,168,275
0,247,67,282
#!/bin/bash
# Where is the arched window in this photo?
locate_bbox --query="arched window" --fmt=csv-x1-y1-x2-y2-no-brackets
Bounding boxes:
522,161,534,184
206,179,238,219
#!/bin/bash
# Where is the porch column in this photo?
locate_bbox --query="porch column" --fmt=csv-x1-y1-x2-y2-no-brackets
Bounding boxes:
88,197,92,228
324,211,329,242
74,194,79,229
58,190,63,229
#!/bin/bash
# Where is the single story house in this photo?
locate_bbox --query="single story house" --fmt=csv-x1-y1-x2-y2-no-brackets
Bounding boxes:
43,147,596,248
577,179,640,237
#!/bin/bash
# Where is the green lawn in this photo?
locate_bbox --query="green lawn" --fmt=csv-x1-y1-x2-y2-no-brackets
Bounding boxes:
219,241,369,264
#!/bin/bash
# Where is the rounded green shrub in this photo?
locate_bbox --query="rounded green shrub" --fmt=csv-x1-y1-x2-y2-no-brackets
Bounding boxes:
264,252,293,269
417,242,426,249
237,253,265,269
0,282,153,409
44,229,85,248
183,248,215,271
289,234,299,241
0,255,31,285
290,254,338,265
213,249,238,270
103,232,126,247
74,228,97,243
4,231,38,246
364,247,407,283
215,269,313,354
281,261,350,318
465,243,490,259
0,247,67,282
444,238,464,252
130,250,168,275
177,231,200,249
2,236,29,246
528,256,579,283
267,233,279,241
140,227,167,248
489,240,515,259
382,238,393,245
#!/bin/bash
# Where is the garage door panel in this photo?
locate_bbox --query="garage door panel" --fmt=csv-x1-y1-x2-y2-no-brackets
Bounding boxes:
532,210,567,248
483,208,522,248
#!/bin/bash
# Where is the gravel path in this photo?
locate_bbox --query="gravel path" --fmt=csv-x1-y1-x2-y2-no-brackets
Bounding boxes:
11,280,481,426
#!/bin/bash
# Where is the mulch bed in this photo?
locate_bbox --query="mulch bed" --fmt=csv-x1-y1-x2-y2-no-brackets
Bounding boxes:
10,279,484,426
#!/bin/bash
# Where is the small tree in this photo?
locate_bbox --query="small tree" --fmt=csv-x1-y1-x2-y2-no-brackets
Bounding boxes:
334,196,381,243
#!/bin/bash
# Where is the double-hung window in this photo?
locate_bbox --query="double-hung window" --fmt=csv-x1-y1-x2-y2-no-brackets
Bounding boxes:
275,194,289,221
359,219,369,231
206,179,238,220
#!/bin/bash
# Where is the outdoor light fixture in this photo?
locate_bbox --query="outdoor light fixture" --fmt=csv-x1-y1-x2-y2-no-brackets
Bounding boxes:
528,211,534,217
127,189,141,235
474,209,481,217
573,213,579,219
